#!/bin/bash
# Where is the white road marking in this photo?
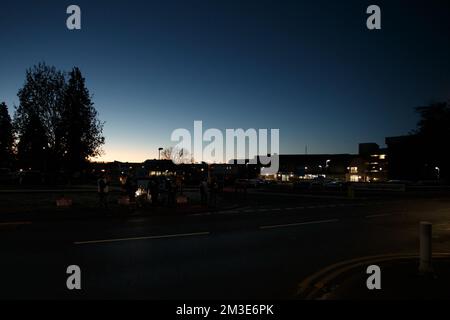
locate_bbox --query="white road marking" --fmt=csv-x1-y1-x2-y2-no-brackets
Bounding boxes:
74,231,210,245
0,221,32,227
365,213,392,219
259,219,339,230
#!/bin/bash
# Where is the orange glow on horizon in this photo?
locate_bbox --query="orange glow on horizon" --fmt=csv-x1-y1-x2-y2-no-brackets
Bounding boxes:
92,146,158,163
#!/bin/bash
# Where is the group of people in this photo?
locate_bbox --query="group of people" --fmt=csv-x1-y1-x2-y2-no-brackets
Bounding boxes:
97,173,222,209
200,177,219,207
149,177,177,207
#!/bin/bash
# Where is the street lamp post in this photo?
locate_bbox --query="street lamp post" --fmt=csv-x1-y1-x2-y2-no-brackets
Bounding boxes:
435,167,440,181
325,159,331,175
158,147,163,160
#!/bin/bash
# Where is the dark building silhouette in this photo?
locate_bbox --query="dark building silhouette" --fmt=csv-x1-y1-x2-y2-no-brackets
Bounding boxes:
385,135,441,182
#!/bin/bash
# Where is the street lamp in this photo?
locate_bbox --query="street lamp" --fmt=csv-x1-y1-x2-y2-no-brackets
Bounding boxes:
326,159,331,167
435,167,440,180
158,147,163,160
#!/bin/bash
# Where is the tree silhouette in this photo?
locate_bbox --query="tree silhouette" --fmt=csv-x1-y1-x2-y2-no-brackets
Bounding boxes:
161,147,193,164
415,101,450,180
0,102,14,167
416,102,450,139
16,113,49,171
14,63,65,170
14,63,104,174
60,67,104,174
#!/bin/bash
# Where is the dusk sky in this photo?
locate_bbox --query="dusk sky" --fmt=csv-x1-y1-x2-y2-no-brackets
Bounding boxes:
1,0,450,162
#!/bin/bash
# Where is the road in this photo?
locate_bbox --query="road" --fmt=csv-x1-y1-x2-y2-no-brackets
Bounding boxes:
1,191,450,299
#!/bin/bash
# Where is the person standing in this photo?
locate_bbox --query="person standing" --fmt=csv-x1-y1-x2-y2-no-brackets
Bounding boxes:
209,177,218,207
97,174,109,209
200,179,208,206
150,178,159,206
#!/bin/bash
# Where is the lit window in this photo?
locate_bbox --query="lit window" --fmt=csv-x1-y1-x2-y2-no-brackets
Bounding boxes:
379,154,386,160
350,167,358,174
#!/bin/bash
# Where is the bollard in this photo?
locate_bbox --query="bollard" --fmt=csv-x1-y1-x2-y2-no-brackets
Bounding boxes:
419,221,433,274
347,185,355,199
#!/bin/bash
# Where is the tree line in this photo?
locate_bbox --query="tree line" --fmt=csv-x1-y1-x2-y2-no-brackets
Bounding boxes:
0,63,104,177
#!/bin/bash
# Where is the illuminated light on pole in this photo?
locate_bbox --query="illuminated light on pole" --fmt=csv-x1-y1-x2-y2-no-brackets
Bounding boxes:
435,167,440,180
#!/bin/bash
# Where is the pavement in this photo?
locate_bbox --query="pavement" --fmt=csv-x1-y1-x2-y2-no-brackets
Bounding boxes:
1,190,450,299
298,253,450,299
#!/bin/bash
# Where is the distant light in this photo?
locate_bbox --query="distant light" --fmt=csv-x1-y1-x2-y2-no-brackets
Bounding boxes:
135,188,145,197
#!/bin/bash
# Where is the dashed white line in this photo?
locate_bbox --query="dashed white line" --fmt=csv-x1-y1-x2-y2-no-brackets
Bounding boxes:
365,213,392,219
74,231,210,245
0,221,32,227
259,219,340,230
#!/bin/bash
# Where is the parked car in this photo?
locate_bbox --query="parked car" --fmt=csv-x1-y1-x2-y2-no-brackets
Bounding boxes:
324,180,345,190
292,181,311,190
0,168,13,184
387,180,413,186
235,178,265,188
17,170,44,185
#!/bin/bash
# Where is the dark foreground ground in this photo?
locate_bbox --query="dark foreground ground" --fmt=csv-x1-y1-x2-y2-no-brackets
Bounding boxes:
1,189,450,299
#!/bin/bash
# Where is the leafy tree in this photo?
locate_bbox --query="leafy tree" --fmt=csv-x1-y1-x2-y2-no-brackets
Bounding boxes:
14,63,104,174
415,101,450,179
14,63,65,170
60,67,104,173
416,102,450,139
0,102,14,167
16,113,49,170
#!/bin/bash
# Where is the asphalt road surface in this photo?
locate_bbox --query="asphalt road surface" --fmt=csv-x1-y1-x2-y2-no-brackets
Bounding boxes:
1,192,450,299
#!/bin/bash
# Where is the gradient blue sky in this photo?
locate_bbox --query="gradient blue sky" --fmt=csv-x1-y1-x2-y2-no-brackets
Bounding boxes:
1,0,450,162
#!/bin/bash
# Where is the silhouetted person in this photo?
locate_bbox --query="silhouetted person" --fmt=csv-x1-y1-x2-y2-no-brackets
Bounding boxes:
200,179,208,206
167,179,176,207
209,177,218,207
125,175,136,204
150,178,159,206
97,174,109,209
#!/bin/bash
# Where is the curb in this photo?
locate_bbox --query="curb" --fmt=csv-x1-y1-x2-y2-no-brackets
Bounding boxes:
297,252,450,300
